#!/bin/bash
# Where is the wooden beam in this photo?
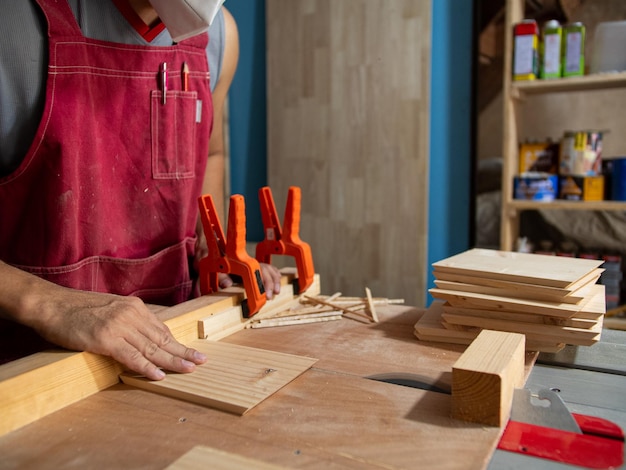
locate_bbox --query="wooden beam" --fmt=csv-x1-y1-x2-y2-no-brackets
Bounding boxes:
451,330,525,427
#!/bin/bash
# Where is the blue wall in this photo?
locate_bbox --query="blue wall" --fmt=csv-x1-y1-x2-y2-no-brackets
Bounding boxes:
226,2,267,241
427,0,473,304
229,2,474,297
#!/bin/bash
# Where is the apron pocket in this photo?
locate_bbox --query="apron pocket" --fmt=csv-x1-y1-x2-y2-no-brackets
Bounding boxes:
150,90,198,180
16,238,196,306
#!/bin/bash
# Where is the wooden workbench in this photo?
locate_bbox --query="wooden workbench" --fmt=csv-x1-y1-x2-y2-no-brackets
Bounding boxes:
0,305,536,469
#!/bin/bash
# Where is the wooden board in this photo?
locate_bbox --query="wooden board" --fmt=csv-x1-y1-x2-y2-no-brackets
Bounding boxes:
441,312,602,346
442,304,599,329
266,0,431,308
414,302,565,353
432,249,604,288
429,284,605,319
120,340,317,415
433,278,593,305
166,446,287,469
432,268,603,300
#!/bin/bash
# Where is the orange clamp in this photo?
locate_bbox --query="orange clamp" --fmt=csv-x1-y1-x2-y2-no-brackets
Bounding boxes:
197,194,266,317
255,186,315,294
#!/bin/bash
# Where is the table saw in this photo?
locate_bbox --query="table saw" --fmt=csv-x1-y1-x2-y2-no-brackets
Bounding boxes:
0,278,624,469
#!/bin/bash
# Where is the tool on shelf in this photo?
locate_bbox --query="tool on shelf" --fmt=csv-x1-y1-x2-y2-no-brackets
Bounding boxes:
255,186,314,294
197,194,266,317
498,388,624,469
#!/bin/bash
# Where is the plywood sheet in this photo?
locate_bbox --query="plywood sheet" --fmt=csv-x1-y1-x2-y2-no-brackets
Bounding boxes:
266,0,431,307
432,249,604,288
120,340,317,415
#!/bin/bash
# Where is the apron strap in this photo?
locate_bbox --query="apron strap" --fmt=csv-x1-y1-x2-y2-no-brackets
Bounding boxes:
35,0,85,39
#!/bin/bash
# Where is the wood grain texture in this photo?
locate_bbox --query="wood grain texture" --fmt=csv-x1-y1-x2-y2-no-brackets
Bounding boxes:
451,330,525,427
266,0,431,307
120,340,317,415
432,249,604,288
166,446,287,470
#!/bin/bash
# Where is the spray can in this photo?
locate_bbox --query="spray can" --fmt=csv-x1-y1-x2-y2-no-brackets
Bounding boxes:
563,22,586,77
541,20,562,79
513,20,539,81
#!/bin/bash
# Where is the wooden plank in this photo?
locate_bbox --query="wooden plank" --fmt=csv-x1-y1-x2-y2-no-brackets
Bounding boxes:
166,446,287,470
442,312,602,346
432,268,603,300
433,278,592,305
451,330,526,427
429,284,605,319
442,304,600,329
119,340,318,415
414,302,565,353
432,249,603,288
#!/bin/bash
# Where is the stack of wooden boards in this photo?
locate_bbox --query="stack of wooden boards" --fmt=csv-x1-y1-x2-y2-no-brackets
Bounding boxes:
414,249,606,352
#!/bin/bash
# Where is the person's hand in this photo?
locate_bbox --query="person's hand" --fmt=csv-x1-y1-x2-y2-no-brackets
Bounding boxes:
258,262,281,300
30,286,207,380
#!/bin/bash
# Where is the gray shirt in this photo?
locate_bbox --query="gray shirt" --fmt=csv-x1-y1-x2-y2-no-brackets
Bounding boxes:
0,0,225,176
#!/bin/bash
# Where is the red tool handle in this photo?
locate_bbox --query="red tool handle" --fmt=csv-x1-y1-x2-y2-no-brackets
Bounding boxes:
255,186,284,263
255,186,315,294
282,187,314,293
197,194,266,317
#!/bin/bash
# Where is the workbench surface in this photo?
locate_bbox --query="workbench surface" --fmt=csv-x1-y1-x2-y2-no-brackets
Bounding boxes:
0,306,537,469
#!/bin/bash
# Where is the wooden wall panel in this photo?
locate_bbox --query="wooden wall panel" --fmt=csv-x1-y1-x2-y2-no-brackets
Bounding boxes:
266,0,431,307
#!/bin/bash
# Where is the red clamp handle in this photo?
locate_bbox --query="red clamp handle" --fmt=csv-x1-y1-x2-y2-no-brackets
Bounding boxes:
198,194,266,317
255,186,314,294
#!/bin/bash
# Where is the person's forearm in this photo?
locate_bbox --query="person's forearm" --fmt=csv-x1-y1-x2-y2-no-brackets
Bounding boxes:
0,260,56,327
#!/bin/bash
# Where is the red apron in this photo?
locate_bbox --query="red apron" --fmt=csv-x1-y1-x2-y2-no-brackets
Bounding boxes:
0,0,213,306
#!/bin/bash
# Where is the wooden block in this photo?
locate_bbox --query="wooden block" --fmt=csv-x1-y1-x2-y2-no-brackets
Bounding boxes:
451,330,525,427
120,340,318,415
166,445,287,469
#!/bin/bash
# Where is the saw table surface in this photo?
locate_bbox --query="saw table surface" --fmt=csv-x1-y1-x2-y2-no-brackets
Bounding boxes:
0,306,537,470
